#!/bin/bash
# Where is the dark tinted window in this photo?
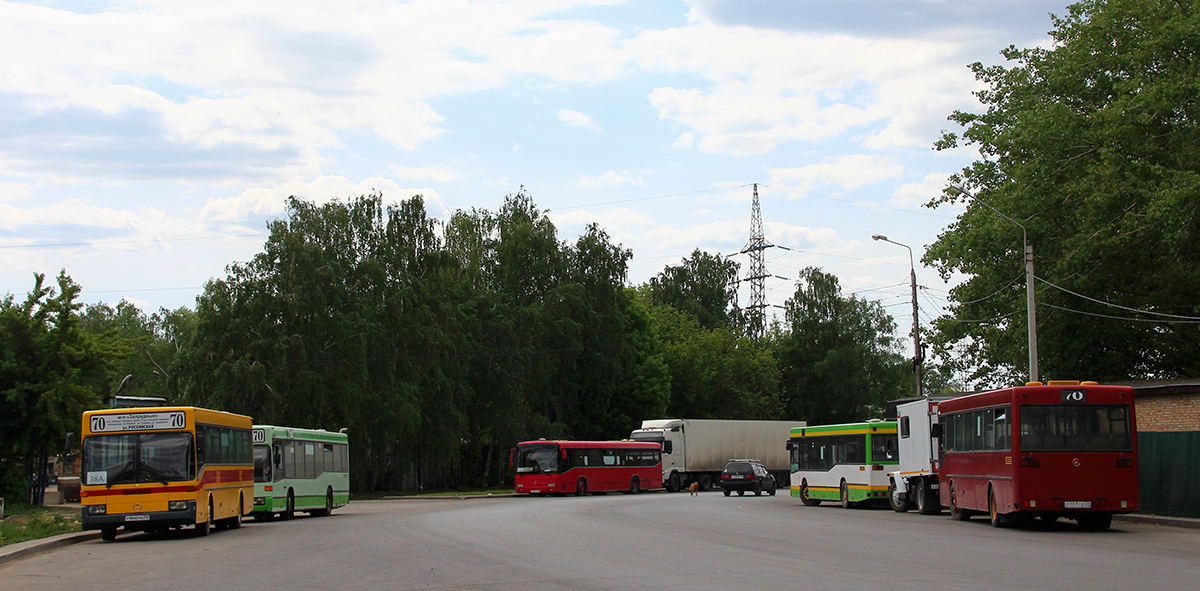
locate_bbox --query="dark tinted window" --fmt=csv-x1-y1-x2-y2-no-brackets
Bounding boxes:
1019,404,1131,451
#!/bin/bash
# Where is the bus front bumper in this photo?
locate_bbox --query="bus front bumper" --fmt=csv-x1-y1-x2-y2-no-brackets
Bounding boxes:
81,501,196,530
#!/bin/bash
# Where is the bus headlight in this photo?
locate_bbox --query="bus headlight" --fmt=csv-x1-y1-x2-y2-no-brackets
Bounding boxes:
88,505,107,515
169,501,189,511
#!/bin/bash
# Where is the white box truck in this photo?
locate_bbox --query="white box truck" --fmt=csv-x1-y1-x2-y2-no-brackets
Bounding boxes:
886,397,958,514
630,419,803,492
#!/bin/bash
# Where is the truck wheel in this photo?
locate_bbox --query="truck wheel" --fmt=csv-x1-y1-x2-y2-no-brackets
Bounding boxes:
667,472,681,493
699,474,712,491
889,479,909,513
916,478,940,515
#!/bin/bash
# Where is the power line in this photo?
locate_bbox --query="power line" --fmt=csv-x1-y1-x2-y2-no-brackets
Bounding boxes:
1041,303,1200,324
1036,276,1200,320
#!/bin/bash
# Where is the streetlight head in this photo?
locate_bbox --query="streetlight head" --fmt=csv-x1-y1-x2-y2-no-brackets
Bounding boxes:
872,234,887,241
947,183,967,196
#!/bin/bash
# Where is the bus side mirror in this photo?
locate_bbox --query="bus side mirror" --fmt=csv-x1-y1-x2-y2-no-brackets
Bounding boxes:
785,441,793,450
931,423,942,439
64,432,75,454
507,449,514,469
662,441,672,454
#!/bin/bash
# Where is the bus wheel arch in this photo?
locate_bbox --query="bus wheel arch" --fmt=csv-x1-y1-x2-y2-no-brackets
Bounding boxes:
988,485,1005,528
196,496,213,536
575,477,588,496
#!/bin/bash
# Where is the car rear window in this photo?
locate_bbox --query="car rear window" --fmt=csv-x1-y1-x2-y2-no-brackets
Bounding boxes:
725,462,753,473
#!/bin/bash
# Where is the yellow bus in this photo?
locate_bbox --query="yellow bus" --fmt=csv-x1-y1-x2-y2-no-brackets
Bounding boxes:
80,406,254,541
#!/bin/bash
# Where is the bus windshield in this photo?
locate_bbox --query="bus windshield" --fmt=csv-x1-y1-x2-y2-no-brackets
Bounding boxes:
516,443,559,474
254,445,273,483
83,432,195,485
1019,404,1132,451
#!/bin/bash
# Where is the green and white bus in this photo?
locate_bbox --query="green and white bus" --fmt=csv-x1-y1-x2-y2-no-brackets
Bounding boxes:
252,425,349,519
788,420,899,508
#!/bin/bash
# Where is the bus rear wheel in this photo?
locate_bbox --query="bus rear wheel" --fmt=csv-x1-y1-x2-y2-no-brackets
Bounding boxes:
225,494,244,529
575,478,588,496
988,487,1006,528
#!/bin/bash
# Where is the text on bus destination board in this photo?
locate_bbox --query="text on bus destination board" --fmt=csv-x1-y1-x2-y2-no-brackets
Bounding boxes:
90,411,186,433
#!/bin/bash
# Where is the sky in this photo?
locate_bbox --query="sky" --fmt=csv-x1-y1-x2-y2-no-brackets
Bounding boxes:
0,0,1076,339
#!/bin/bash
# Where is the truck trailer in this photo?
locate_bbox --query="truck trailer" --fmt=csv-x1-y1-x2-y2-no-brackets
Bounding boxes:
630,419,803,492
887,397,957,514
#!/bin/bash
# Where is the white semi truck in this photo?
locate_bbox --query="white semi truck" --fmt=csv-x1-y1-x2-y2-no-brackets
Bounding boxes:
630,419,803,492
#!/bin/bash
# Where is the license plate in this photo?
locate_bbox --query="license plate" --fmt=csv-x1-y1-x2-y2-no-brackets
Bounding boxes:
530,490,541,494
731,475,744,479
1064,501,1092,509
125,514,150,522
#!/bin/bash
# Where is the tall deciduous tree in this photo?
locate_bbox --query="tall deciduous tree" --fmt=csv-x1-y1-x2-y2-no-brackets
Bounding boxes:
646,249,741,330
0,272,122,502
776,267,906,425
929,0,1200,384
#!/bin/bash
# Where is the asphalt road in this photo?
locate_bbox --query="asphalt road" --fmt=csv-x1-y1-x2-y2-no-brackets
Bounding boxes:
3,491,1198,591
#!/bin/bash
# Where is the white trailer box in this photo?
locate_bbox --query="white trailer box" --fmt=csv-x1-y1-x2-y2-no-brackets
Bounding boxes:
887,397,958,514
630,419,803,492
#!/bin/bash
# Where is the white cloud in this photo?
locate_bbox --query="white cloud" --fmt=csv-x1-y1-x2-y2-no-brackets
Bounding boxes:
0,182,33,203
627,13,983,155
557,108,602,130
770,155,904,192
548,207,653,231
199,175,445,222
572,171,642,189
673,132,695,147
892,172,951,208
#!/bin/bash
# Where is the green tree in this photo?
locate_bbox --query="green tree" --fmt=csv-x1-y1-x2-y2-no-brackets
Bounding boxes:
776,267,906,425
80,301,195,402
646,249,741,330
929,0,1200,385
0,272,122,502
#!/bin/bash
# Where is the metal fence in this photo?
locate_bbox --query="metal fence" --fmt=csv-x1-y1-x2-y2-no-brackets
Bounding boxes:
1138,431,1200,518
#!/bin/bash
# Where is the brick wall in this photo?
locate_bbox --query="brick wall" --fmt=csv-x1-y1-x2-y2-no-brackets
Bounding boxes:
1134,391,1200,433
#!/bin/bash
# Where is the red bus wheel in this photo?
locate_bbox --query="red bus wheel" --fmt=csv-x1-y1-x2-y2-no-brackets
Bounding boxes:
575,478,588,496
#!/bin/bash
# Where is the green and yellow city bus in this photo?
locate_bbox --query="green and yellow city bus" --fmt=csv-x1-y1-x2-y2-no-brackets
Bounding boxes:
788,420,899,508
252,425,349,519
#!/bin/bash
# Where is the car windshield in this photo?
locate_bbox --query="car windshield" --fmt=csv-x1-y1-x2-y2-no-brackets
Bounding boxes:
83,432,194,486
516,443,559,474
254,444,273,482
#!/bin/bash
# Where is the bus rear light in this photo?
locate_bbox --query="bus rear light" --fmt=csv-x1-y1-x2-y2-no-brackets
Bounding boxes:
1115,458,1134,467
1027,500,1037,508
1020,457,1040,467
872,465,884,471
1121,501,1128,508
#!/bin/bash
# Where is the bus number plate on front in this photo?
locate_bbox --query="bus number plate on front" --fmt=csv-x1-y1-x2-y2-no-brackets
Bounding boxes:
1061,389,1087,403
90,412,185,433
125,515,150,522
1064,501,1091,509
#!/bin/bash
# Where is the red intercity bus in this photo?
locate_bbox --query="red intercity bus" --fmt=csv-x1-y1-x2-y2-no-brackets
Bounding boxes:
513,440,662,496
938,381,1138,529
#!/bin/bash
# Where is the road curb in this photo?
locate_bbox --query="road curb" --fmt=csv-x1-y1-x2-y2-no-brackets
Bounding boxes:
1114,514,1200,530
0,531,102,566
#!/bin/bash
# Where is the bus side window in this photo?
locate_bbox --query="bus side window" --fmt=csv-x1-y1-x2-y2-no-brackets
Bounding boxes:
324,444,334,473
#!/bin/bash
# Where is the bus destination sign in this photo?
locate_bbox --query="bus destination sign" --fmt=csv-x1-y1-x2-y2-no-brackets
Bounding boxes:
1061,389,1087,403
90,411,186,433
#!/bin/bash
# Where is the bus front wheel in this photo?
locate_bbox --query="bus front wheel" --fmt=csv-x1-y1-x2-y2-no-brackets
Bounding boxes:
281,491,295,520
800,480,821,506
988,487,1006,528
195,498,213,536
575,478,588,496
628,476,641,494
840,480,852,509
101,528,117,541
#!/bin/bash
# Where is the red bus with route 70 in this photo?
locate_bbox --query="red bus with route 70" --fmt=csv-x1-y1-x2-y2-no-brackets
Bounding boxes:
513,440,662,496
937,381,1138,529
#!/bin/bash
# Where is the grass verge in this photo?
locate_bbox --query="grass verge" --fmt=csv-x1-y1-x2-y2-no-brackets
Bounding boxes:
0,505,82,547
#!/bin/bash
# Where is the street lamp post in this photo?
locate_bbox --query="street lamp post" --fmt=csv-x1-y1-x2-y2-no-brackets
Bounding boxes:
947,184,1039,383
872,234,924,398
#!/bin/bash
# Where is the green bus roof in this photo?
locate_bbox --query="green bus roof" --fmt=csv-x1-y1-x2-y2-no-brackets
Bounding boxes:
253,424,349,444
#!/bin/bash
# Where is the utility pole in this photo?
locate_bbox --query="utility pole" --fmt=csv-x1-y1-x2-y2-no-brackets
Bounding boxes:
872,235,924,398
948,184,1038,382
740,184,772,340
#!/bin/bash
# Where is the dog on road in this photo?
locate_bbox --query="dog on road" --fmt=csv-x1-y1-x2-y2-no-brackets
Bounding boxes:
689,482,700,496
